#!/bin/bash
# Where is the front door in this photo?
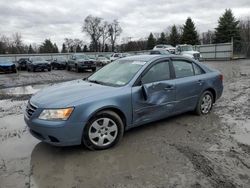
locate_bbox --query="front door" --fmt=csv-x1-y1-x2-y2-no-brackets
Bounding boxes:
132,60,176,125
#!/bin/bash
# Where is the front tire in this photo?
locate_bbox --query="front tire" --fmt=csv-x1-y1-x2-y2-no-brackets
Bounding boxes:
195,91,213,115
82,110,124,150
92,67,96,72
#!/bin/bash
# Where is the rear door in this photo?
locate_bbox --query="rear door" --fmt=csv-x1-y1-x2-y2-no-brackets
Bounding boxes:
171,58,205,113
132,59,176,125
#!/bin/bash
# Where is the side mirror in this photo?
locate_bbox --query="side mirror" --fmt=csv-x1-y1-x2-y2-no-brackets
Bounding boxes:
141,84,148,101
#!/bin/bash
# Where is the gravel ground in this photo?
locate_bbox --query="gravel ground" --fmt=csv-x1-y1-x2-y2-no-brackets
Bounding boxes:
0,60,250,188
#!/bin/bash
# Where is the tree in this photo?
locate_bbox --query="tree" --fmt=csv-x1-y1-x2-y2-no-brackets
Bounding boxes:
201,30,215,44
100,21,109,52
108,20,122,52
147,33,156,50
39,39,56,53
157,32,167,44
12,32,24,53
104,44,109,52
28,44,35,54
169,25,181,46
53,43,59,53
82,15,102,52
214,9,240,43
61,43,67,53
76,45,82,52
181,17,200,45
83,45,88,52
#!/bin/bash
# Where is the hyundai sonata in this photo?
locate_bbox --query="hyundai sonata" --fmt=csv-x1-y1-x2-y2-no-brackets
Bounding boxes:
24,55,223,150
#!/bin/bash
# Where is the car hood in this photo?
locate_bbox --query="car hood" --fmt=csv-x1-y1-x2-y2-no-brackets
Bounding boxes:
76,58,91,62
33,61,49,64
30,80,117,108
181,51,200,55
0,62,14,66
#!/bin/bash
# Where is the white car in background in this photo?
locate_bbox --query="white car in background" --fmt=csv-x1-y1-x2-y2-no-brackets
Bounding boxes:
175,44,202,61
153,44,176,54
110,53,131,62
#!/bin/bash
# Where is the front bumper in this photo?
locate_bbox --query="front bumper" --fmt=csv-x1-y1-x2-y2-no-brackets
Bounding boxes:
24,114,86,146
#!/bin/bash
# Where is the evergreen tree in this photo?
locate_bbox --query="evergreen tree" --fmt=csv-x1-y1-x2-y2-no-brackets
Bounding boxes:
169,25,181,46
76,45,82,52
61,43,67,53
214,9,240,43
28,45,34,54
53,43,59,53
147,33,156,50
39,39,54,53
83,45,88,52
181,17,200,45
157,32,167,44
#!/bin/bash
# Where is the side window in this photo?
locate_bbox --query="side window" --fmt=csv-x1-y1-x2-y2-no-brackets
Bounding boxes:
193,63,204,75
173,60,194,78
142,61,170,84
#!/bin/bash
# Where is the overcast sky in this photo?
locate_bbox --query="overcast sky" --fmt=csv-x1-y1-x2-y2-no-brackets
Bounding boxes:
0,0,250,47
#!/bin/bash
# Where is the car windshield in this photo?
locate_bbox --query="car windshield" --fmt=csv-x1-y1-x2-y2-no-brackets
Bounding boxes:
31,57,44,61
99,57,107,60
87,59,146,86
75,55,89,60
181,45,193,51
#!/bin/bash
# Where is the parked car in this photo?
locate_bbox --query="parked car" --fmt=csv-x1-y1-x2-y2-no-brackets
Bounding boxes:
153,44,176,54
96,56,111,66
175,44,202,60
17,58,29,70
110,53,123,62
0,59,17,73
149,50,171,55
27,57,52,72
67,54,96,72
110,53,131,62
25,54,223,150
51,56,67,70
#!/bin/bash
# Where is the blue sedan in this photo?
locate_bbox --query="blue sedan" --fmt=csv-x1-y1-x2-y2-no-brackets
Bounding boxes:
24,55,223,150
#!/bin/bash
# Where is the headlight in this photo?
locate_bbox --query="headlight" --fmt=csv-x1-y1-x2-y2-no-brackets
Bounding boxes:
38,107,74,121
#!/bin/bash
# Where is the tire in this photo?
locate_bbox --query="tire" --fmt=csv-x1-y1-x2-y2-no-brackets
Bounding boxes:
195,90,214,115
92,67,96,72
32,67,35,72
82,110,124,150
27,68,30,72
48,68,51,72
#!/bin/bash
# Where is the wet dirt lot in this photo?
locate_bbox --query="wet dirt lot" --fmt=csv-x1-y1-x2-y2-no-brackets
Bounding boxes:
0,60,250,188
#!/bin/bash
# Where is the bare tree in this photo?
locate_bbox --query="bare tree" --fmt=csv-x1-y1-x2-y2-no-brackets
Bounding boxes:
82,15,102,52
64,38,84,53
100,21,109,52
12,32,24,53
108,20,122,52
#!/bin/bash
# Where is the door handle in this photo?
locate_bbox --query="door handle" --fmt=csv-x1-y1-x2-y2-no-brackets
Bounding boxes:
164,85,174,90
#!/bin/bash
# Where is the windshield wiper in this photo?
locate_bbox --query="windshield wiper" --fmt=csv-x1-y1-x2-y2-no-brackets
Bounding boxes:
86,79,104,85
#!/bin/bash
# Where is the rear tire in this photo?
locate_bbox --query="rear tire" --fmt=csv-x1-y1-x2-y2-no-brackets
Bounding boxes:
82,110,124,150
195,91,214,115
92,67,96,72
67,65,71,71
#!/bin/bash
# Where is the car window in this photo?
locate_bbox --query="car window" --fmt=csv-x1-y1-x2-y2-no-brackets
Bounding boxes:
193,63,204,75
142,61,170,84
114,54,119,57
173,60,194,78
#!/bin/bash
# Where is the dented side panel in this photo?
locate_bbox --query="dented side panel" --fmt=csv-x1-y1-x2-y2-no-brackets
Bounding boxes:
132,80,176,125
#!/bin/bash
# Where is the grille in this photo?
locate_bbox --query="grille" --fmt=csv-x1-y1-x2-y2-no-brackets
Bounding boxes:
26,101,37,118
193,53,200,60
84,61,93,65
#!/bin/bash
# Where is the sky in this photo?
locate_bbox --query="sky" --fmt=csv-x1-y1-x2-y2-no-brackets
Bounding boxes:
0,0,250,47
